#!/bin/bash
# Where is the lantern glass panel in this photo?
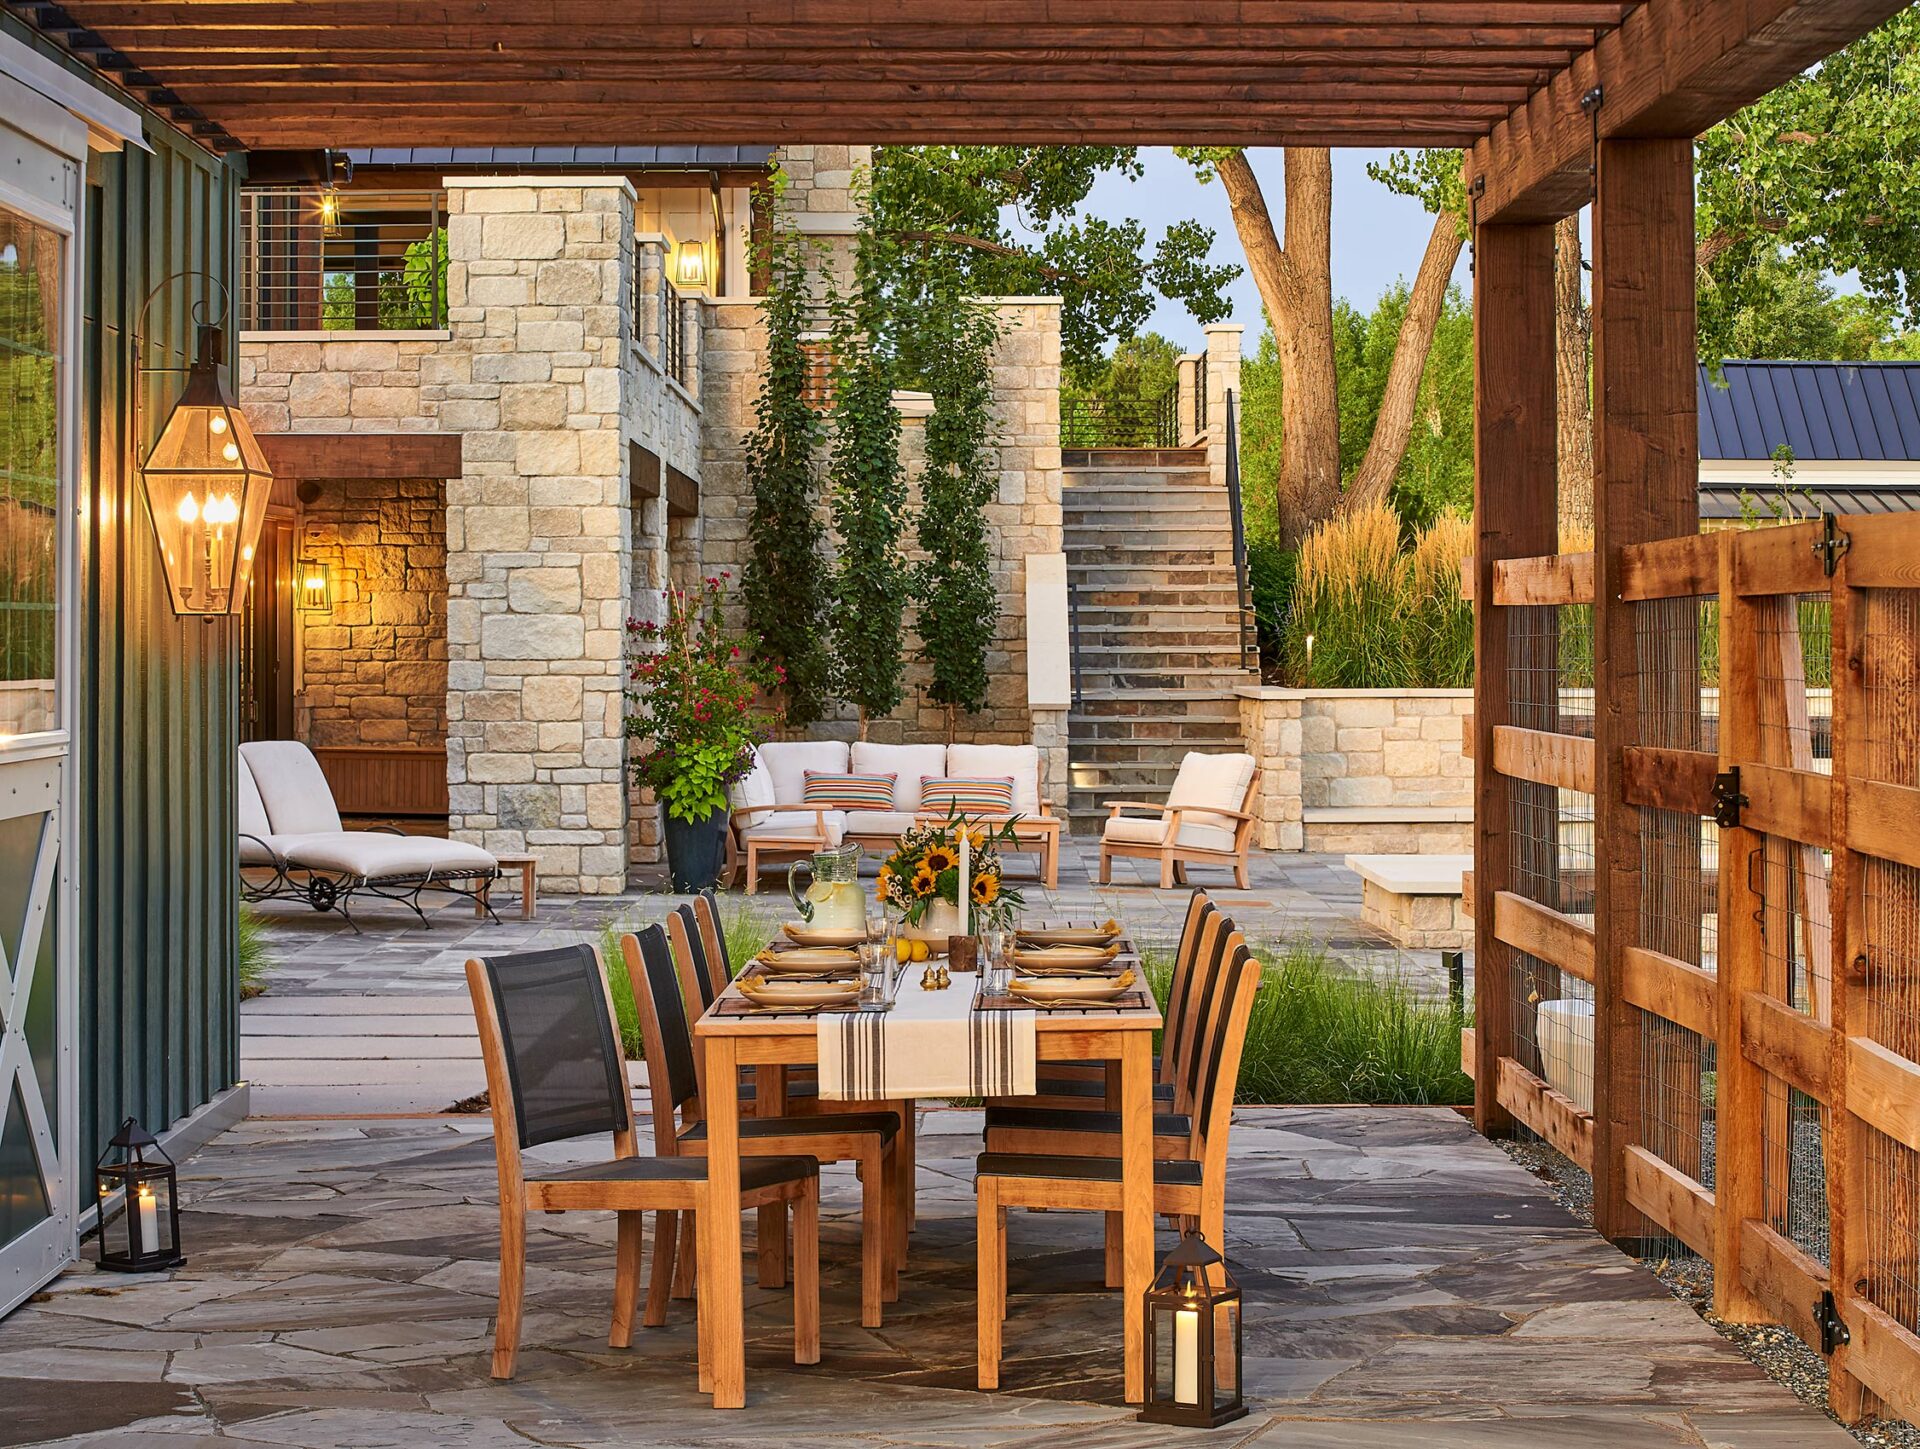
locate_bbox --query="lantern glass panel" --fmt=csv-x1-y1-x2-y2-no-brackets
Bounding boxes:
1212,1296,1242,1412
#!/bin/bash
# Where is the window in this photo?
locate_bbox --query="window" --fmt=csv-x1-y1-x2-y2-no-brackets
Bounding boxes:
0,206,61,740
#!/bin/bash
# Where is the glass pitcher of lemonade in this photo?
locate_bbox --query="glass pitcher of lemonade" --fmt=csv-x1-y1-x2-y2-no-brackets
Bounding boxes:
787,842,866,931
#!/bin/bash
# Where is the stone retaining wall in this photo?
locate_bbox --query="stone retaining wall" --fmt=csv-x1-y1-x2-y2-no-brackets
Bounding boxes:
1238,686,1473,854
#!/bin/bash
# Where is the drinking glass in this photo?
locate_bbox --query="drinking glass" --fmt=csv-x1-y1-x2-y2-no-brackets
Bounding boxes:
981,924,1009,993
857,937,889,1007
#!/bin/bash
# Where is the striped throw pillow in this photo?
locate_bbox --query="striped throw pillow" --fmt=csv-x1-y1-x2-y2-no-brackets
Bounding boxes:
919,775,1016,815
802,770,897,810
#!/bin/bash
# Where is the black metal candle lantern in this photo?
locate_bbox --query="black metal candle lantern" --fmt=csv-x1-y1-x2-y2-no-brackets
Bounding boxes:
1140,1231,1245,1428
94,1118,186,1272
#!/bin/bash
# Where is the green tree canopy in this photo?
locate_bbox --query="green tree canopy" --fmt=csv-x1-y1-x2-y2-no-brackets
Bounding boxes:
869,146,1239,379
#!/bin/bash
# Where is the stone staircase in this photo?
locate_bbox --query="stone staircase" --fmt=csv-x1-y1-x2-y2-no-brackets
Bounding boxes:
1063,448,1260,834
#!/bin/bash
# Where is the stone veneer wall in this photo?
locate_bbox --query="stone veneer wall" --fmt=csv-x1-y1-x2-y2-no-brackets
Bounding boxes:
239,335,448,434
441,177,635,894
295,478,447,748
692,295,1070,826
1238,687,1472,854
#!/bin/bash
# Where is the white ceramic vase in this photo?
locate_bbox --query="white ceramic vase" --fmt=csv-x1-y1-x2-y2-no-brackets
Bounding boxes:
903,897,963,946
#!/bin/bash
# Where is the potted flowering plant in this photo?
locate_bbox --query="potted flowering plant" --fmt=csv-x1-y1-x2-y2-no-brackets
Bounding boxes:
876,811,1024,938
626,574,783,891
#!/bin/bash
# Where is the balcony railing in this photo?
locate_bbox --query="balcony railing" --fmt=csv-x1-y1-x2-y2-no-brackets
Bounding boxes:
1060,391,1179,449
659,272,689,388
241,188,447,332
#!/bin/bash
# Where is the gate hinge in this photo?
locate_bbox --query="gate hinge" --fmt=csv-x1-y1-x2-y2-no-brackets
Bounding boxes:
1815,1290,1851,1355
1711,767,1748,829
1814,513,1852,577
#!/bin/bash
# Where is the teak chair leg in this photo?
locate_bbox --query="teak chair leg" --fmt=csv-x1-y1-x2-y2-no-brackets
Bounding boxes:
610,1209,644,1348
672,1210,698,1299
861,1141,887,1325
643,1209,676,1328
1158,854,1176,889
977,1178,1004,1390
792,1185,821,1365
758,1200,788,1289
1103,1211,1124,1289
491,1197,526,1380
1234,857,1250,889
1097,847,1112,885
695,1203,715,1396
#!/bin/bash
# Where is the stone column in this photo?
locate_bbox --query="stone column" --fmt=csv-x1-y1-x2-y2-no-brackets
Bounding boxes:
1202,323,1244,493
443,177,635,894
1237,686,1304,851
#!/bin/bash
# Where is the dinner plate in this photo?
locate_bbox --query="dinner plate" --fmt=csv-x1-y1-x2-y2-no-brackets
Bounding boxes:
1015,923,1121,948
1008,942,1122,970
756,946,860,975
1007,969,1135,1003
781,923,869,948
739,978,861,1008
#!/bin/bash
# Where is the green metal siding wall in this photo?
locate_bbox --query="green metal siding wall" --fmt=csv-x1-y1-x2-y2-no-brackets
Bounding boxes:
3,16,248,1163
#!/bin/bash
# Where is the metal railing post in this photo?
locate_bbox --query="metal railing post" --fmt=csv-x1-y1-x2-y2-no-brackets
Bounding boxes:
1223,389,1252,663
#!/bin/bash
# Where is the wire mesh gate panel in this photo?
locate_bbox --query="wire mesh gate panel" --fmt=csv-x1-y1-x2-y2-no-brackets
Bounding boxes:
1471,515,1920,1425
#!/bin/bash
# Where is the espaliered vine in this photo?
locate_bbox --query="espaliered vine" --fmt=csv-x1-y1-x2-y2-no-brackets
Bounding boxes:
741,210,832,725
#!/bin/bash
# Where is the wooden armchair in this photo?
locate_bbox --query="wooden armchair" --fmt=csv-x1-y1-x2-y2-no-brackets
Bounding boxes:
1098,752,1262,889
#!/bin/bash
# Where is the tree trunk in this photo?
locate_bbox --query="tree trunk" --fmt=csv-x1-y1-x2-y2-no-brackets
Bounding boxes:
1216,149,1339,548
1554,214,1594,539
1341,210,1465,513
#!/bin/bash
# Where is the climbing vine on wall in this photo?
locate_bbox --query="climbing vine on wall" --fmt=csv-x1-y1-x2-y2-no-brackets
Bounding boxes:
908,269,1002,728
826,223,912,736
741,206,832,725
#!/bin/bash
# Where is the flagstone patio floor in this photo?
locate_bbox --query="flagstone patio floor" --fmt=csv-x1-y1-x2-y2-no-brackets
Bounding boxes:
0,1106,1854,1448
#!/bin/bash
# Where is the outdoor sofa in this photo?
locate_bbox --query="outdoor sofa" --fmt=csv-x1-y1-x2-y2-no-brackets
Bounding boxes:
238,740,501,928
726,740,1062,890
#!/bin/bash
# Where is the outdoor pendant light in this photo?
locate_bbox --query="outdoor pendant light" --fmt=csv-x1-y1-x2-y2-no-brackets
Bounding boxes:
674,237,708,291
1139,1231,1246,1429
317,187,343,237
137,306,274,617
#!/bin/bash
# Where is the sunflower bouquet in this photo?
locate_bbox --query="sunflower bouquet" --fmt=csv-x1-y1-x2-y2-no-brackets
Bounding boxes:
875,811,1025,929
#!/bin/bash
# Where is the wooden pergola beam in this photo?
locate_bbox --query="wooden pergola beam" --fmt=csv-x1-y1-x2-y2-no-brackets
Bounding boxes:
1469,0,1910,223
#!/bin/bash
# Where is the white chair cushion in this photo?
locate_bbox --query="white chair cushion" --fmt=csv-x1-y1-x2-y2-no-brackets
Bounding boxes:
760,741,850,805
947,743,1042,815
851,742,948,810
1102,815,1169,847
240,740,343,836
1165,751,1255,848
278,832,498,881
731,749,777,813
739,809,846,846
843,809,915,840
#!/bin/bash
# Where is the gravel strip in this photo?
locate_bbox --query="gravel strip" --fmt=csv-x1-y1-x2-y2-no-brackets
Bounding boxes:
1498,1138,1920,1449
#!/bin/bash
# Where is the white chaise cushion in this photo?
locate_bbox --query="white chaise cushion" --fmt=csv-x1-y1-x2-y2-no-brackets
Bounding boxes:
851,742,947,811
737,809,846,846
946,743,1042,816
241,740,343,836
759,741,849,805
1163,751,1256,851
236,755,284,864
277,832,498,882
843,809,915,840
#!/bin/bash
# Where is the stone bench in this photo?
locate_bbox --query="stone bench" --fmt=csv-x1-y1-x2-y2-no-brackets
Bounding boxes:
1344,853,1473,950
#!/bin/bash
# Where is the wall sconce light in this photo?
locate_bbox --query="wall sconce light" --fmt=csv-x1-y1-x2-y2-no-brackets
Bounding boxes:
317,188,342,238
298,560,333,611
674,238,708,291
136,276,274,618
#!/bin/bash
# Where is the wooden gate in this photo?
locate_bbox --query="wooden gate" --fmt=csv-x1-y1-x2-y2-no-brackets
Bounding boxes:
1469,513,1920,1423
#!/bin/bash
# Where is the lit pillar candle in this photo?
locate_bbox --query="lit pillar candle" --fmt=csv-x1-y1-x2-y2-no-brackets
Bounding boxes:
136,1184,159,1251
957,830,970,936
1173,1300,1200,1405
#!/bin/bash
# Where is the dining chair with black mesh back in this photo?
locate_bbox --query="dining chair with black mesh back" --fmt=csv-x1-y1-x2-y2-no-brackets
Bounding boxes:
695,889,731,982
464,942,821,1383
974,948,1264,1390
619,923,907,1328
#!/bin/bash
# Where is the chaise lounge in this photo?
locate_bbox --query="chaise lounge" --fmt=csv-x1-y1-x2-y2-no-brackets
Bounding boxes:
239,740,502,928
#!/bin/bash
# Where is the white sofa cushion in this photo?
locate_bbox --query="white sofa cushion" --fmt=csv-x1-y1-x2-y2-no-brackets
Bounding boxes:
278,832,498,881
738,809,846,846
1165,751,1255,849
946,743,1042,815
241,740,343,835
851,742,948,811
843,809,915,840
759,741,849,805
731,749,777,813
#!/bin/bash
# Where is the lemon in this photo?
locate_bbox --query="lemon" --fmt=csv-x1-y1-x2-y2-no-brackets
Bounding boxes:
912,939,931,963
894,938,913,964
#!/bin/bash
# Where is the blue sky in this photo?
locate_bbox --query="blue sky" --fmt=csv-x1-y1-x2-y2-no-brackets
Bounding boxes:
1035,146,1475,354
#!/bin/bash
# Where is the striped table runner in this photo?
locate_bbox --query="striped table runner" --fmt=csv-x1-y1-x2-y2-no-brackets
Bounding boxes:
818,974,1035,1101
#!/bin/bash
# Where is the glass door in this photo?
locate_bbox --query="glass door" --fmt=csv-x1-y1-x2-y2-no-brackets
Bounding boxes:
0,174,77,1314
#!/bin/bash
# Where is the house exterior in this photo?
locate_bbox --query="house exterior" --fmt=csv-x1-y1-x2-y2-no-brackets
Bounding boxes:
229,145,1083,895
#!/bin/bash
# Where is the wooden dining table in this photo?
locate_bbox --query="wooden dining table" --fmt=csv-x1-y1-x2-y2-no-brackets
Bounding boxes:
692,941,1163,1408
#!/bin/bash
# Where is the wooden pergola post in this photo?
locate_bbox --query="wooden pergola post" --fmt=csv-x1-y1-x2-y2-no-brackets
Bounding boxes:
1471,220,1558,1137
1589,136,1697,1243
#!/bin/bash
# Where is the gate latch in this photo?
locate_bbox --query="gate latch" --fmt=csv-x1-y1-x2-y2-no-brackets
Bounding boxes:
1815,1290,1851,1355
1711,767,1747,829
1814,512,1852,577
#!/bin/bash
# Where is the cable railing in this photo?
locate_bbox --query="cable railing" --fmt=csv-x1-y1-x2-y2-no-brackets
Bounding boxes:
659,271,688,388
1060,391,1178,449
240,188,446,331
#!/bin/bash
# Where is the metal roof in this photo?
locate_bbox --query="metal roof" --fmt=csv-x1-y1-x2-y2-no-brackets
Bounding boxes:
343,146,774,170
1698,361,1920,463
1699,480,1920,520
